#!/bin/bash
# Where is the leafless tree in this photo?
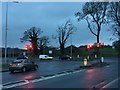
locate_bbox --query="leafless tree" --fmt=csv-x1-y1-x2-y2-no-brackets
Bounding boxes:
55,20,76,56
75,2,108,56
38,36,50,54
107,2,120,56
107,2,120,39
20,27,43,55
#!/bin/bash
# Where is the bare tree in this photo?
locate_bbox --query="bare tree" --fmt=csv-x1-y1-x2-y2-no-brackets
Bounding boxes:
75,2,108,56
107,2,120,39
38,36,50,54
113,40,120,56
20,27,43,55
107,2,120,56
55,20,76,56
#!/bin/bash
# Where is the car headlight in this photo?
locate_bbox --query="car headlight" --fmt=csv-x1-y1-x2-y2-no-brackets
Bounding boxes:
17,63,22,66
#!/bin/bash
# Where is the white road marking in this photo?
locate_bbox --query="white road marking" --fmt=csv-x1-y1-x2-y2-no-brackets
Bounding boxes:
31,70,83,83
2,80,25,86
2,69,84,89
100,78,119,89
24,80,29,83
106,65,110,67
3,80,29,89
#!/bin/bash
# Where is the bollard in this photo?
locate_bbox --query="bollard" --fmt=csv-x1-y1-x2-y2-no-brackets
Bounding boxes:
101,57,104,63
84,58,87,66
77,55,79,58
95,54,97,58
87,56,90,60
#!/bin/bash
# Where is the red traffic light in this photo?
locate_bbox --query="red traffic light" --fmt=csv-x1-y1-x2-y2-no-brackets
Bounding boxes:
24,44,33,50
100,42,104,48
96,42,104,48
97,43,100,47
87,44,93,49
29,44,32,48
24,45,28,50
100,42,104,46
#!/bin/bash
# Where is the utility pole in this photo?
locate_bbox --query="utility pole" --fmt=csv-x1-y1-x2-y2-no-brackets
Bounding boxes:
5,2,8,63
4,1,19,63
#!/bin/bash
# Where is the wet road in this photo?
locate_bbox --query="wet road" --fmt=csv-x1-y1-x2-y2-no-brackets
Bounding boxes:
1,57,119,89
2,60,82,84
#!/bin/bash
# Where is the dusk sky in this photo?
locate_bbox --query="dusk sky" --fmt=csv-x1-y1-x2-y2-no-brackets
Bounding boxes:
2,2,114,49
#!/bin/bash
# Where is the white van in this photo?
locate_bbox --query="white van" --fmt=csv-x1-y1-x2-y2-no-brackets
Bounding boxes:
39,55,53,60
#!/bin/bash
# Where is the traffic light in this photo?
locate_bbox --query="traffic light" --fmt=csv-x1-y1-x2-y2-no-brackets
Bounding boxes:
100,42,104,48
87,44,93,49
29,44,33,51
24,45,28,50
96,42,104,48
24,44,33,51
97,43,100,47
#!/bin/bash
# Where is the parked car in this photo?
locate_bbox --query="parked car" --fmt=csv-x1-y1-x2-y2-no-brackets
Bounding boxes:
9,59,38,73
39,55,53,60
59,55,72,60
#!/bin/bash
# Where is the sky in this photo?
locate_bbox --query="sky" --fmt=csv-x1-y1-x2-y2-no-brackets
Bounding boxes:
1,2,114,49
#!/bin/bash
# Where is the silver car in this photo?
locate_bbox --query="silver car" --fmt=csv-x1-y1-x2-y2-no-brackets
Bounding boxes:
9,59,38,73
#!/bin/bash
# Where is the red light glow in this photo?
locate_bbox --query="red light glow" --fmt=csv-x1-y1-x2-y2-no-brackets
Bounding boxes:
29,45,32,48
100,42,104,46
86,69,94,73
24,75,33,79
87,44,93,49
24,44,33,50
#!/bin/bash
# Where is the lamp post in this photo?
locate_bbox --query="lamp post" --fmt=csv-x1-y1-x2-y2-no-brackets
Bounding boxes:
4,1,19,63
70,34,72,58
4,2,8,63
67,23,73,58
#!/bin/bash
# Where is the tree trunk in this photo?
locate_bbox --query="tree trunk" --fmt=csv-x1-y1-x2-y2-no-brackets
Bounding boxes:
97,35,99,44
60,44,65,56
32,41,38,56
40,45,44,54
96,37,100,57
97,28,100,58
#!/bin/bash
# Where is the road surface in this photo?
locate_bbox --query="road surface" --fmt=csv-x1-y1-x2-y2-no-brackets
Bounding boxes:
1,57,119,89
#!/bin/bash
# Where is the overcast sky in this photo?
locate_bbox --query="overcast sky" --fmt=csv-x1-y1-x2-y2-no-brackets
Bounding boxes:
2,2,113,49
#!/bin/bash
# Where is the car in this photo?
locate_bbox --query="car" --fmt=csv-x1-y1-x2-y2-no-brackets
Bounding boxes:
16,54,28,60
59,55,72,60
9,59,38,73
39,55,53,60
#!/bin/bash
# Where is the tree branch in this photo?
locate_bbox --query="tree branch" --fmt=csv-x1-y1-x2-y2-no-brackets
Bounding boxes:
115,7,120,27
85,18,97,36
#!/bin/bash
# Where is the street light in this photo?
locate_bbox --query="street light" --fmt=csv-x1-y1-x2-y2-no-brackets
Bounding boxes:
70,34,72,58
68,22,73,58
4,2,8,63
4,1,19,63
